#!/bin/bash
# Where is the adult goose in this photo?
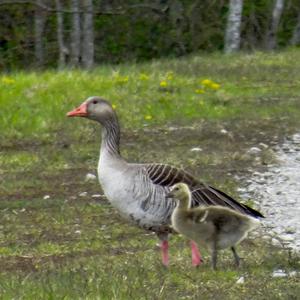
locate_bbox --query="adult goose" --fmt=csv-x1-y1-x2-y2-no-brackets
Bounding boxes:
67,96,264,266
167,183,260,269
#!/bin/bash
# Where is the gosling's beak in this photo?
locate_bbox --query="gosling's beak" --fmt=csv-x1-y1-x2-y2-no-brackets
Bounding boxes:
166,191,174,199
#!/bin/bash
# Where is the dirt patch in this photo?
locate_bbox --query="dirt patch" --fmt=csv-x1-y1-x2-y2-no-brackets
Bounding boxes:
0,168,103,201
1,117,297,202
0,244,150,273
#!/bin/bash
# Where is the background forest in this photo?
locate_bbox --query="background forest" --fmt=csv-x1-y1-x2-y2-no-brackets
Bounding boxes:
1,0,300,70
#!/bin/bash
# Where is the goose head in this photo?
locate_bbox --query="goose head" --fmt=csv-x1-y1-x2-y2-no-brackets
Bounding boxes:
167,183,191,208
67,96,116,125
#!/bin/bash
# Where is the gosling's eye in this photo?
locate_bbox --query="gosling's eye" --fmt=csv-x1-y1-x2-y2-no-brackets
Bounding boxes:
92,100,98,104
174,187,179,191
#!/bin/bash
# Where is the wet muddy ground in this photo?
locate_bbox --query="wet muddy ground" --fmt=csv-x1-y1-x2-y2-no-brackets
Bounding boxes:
239,133,300,251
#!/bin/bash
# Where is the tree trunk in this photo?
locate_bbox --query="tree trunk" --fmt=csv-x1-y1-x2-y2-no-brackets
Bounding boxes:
266,0,285,50
70,0,81,67
81,0,94,69
290,9,300,46
224,0,243,53
55,0,67,68
169,0,186,55
34,0,47,67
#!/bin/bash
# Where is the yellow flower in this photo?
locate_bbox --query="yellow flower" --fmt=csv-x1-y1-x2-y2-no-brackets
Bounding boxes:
160,81,168,87
195,89,205,94
144,115,152,120
139,73,149,81
121,76,129,83
112,104,117,110
201,79,213,86
210,83,221,90
200,79,221,90
114,75,129,84
2,76,15,85
166,72,174,80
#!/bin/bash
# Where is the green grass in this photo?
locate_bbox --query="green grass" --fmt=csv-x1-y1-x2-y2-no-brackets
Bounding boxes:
1,49,300,143
0,198,299,299
1,49,300,299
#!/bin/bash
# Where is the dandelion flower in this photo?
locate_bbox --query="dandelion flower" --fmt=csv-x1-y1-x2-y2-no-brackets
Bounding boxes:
121,76,129,83
195,89,205,94
166,72,174,80
160,81,168,87
210,83,221,90
145,115,153,120
115,75,129,84
2,76,15,85
139,73,149,81
112,104,117,110
201,79,213,86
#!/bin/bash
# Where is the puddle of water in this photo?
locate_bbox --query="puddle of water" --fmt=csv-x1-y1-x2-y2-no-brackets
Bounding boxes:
240,133,300,251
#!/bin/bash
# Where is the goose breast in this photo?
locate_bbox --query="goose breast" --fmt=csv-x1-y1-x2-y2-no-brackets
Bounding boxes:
98,161,173,229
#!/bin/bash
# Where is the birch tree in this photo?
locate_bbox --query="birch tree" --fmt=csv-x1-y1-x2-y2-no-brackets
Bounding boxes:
81,0,94,69
34,0,47,66
70,0,81,66
290,9,300,46
55,0,67,68
266,0,285,50
169,0,186,55
224,0,243,53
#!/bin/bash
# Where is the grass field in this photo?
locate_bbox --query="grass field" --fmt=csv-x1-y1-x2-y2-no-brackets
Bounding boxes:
1,50,300,299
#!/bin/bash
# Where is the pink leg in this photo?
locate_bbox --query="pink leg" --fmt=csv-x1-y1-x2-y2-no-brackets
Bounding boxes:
161,240,169,266
190,240,203,267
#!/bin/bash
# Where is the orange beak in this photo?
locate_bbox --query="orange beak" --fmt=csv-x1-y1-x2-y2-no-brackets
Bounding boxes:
67,102,88,117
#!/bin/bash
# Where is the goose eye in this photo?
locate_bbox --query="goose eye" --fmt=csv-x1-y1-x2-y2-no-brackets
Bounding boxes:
92,100,97,104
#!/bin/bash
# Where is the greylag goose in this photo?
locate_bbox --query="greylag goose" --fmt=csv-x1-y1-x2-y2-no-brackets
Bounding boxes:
67,96,264,266
167,183,260,269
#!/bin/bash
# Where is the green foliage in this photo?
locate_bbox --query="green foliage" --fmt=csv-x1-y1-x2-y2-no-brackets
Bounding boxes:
1,1,300,69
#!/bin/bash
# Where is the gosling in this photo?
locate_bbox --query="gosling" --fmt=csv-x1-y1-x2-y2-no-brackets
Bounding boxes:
167,183,260,270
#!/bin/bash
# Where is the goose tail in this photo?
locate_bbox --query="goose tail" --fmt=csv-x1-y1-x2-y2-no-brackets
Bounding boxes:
243,203,265,219
247,215,261,231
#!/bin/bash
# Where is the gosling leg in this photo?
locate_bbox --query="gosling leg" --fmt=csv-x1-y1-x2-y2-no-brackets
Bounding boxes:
231,246,240,267
211,241,218,270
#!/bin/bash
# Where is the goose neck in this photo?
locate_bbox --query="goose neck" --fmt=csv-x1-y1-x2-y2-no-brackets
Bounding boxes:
177,194,192,210
100,117,121,158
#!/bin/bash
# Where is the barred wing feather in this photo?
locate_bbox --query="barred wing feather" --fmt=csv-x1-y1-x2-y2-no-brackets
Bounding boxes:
144,163,264,218
191,186,264,217
145,163,198,187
